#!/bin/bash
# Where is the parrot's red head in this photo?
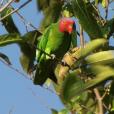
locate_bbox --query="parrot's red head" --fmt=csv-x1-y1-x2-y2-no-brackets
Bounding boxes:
59,18,75,34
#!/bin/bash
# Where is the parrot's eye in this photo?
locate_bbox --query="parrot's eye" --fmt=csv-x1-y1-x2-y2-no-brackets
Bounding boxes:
59,18,75,34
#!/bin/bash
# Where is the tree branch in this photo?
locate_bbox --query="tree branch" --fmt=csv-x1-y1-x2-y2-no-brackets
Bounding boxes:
10,7,42,33
105,0,109,19
79,24,84,48
0,0,32,21
0,0,14,13
94,88,104,114
0,58,30,80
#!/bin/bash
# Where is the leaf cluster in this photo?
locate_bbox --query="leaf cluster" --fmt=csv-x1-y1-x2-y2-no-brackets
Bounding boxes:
0,0,114,114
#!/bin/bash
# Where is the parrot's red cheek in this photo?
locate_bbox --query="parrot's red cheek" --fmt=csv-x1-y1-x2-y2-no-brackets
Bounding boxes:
67,25,73,34
59,18,75,33
59,21,66,32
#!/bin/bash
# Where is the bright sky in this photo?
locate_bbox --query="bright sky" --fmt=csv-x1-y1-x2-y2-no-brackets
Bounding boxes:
0,1,114,114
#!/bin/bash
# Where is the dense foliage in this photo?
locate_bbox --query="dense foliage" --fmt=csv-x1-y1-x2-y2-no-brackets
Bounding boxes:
0,0,114,114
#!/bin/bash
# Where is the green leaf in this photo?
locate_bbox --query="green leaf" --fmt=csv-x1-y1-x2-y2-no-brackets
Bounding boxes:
86,50,114,65
0,31,41,47
58,109,69,114
95,0,102,5
72,38,107,68
51,109,69,114
102,18,114,38
71,0,103,39
102,0,107,8
37,0,49,11
0,30,41,73
110,97,114,113
61,70,84,102
62,65,114,101
79,39,107,59
37,0,63,30
83,66,114,89
1,7,19,33
0,52,11,65
51,109,58,114
0,33,23,46
109,81,114,95
19,30,41,73
57,39,107,80
95,0,100,5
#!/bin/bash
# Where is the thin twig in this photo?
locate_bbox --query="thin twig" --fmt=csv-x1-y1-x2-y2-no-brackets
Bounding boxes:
94,88,103,114
79,103,96,114
0,58,30,80
103,103,110,112
0,2,72,68
105,0,109,19
0,4,61,63
11,6,42,33
101,91,107,100
79,24,84,48
10,6,29,32
0,55,57,95
0,0,32,21
0,0,14,13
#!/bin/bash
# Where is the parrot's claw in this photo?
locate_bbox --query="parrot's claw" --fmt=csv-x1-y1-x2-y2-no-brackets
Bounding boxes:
61,60,67,66
51,54,56,60
61,60,70,68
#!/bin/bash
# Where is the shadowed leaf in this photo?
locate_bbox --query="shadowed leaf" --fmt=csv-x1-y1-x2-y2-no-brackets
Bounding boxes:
61,70,84,102
86,50,114,65
0,52,11,65
62,65,114,101
19,30,41,73
71,0,103,39
0,30,41,73
1,7,19,33
0,33,22,46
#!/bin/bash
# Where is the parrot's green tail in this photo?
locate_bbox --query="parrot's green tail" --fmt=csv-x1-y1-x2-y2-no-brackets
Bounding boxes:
33,59,57,85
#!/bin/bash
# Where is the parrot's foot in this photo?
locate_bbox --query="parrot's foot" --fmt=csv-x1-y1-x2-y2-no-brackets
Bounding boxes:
61,60,70,68
51,54,56,60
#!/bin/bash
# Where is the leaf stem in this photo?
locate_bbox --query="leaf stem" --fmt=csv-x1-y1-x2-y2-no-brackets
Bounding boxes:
79,24,84,48
94,88,104,114
0,0,14,13
105,0,109,19
0,0,32,21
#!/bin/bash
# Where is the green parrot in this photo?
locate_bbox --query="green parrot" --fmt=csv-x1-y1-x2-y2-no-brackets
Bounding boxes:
34,18,76,85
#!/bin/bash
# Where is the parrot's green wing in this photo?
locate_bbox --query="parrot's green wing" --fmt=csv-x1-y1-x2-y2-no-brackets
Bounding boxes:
36,25,51,61
34,59,57,85
71,30,77,48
